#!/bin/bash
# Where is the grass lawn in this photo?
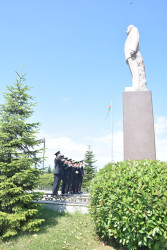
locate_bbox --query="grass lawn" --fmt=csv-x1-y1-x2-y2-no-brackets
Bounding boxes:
0,207,116,250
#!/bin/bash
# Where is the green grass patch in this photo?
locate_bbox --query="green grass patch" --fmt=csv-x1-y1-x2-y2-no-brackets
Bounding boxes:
0,207,116,250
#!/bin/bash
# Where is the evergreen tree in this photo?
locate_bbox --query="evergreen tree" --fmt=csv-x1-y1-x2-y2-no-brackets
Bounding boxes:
0,72,44,239
47,165,52,174
83,145,97,182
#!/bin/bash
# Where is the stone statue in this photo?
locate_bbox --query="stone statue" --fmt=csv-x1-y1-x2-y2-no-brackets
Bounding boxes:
124,25,147,91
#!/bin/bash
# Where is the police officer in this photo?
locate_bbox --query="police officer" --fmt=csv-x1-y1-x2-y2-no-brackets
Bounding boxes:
61,157,69,194
78,160,84,193
75,162,81,193
65,159,72,194
72,161,79,194
72,161,77,194
52,151,64,195
68,160,74,194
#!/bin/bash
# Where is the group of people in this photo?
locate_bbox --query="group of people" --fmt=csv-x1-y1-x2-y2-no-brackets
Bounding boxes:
52,151,84,195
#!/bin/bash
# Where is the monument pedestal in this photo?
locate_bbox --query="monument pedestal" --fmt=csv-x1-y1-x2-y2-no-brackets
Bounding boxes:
123,91,156,160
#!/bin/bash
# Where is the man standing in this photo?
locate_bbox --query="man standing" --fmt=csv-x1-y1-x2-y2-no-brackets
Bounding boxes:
78,160,84,193
61,157,69,194
72,161,77,194
65,159,72,194
52,151,64,195
68,160,74,194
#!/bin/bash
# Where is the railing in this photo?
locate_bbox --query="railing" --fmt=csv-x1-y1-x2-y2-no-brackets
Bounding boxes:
37,185,90,194
37,193,90,206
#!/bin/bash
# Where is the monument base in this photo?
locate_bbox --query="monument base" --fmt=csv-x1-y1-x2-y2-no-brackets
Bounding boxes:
123,91,156,160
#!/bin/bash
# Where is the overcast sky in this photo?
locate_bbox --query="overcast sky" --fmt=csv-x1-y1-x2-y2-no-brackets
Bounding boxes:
0,0,167,169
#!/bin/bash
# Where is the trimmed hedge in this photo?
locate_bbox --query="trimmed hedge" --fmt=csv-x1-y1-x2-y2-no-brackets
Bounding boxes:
89,160,167,249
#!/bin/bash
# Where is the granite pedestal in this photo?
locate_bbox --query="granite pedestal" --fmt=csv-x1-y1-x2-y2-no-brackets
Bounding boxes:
123,91,156,160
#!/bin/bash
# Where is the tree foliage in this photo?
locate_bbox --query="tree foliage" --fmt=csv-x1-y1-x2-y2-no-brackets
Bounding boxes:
0,72,44,240
83,145,97,183
47,165,52,174
36,173,54,190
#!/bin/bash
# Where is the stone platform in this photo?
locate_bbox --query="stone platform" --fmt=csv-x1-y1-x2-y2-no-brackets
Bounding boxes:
123,91,156,160
34,192,90,214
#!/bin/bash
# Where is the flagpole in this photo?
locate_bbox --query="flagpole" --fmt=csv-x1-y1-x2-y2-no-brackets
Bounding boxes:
106,102,113,162
43,137,45,170
111,103,113,162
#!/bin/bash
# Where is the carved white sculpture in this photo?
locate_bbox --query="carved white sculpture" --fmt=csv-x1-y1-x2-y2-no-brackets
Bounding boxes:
124,25,147,91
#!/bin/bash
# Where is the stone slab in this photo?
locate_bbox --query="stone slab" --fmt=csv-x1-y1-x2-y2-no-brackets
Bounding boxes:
34,192,89,214
35,201,89,214
123,91,156,160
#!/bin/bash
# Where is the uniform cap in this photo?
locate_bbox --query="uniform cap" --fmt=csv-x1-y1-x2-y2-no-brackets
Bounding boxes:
54,151,60,156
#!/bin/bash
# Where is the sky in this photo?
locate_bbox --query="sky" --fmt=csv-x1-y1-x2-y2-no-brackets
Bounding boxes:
0,0,167,169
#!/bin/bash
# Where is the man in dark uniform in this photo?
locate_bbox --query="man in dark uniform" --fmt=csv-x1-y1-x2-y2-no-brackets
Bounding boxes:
71,161,76,194
61,157,69,194
68,159,74,194
72,161,79,194
78,160,84,193
52,151,64,195
75,162,81,193
65,159,72,194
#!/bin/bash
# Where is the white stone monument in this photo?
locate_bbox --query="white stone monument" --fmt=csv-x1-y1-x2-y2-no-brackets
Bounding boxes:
124,25,147,91
123,25,156,160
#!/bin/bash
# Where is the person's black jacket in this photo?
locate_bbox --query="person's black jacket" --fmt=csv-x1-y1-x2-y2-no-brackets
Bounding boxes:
71,166,77,179
77,167,82,179
68,166,73,179
74,167,81,179
63,164,71,179
81,166,84,176
54,156,63,176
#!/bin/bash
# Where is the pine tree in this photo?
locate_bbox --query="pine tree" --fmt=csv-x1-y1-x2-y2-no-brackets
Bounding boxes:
47,165,52,174
83,145,97,182
0,72,44,239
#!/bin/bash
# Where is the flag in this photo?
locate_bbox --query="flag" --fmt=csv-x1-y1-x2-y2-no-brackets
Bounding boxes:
105,103,112,119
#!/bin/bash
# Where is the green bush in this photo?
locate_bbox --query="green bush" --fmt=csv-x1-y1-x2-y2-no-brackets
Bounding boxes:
89,160,167,249
82,178,92,189
36,174,54,189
